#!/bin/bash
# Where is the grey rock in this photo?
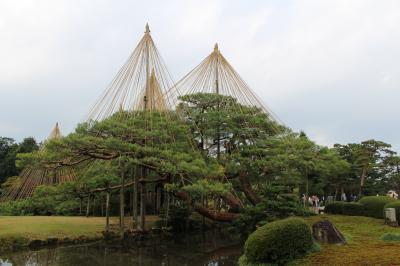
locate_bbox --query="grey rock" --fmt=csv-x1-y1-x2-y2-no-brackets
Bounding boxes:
312,220,346,244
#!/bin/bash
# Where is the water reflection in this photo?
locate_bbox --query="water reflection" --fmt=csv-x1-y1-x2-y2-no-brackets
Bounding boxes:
0,230,242,266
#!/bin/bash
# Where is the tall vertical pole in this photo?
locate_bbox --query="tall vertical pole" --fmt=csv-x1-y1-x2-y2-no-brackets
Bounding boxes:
132,165,138,228
105,188,110,231
140,23,150,231
120,169,125,236
214,43,221,160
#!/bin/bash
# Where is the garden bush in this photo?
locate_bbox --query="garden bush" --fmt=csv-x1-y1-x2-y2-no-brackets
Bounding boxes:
384,201,400,222
241,217,313,265
358,196,397,219
233,186,314,236
381,233,400,242
324,202,345,214
342,202,364,216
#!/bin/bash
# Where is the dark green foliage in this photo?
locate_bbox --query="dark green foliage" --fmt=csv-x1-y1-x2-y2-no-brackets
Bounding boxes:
324,202,345,214
342,202,364,216
242,217,313,265
358,196,397,218
384,201,400,222
380,233,400,242
0,183,80,216
0,137,39,186
233,186,314,236
156,204,192,232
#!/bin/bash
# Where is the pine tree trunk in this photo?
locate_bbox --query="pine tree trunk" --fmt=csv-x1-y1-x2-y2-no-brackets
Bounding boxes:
359,167,367,196
174,191,239,222
238,170,260,205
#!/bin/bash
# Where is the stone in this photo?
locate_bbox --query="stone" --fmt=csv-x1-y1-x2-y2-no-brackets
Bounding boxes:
312,220,346,244
46,237,58,246
29,239,45,250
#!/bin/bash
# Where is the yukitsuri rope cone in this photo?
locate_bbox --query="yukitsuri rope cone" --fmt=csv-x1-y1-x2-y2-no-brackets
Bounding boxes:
86,23,176,121
0,123,76,201
82,24,191,231
167,43,281,124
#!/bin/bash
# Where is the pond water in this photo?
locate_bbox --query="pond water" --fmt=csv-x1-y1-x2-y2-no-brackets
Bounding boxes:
0,230,243,266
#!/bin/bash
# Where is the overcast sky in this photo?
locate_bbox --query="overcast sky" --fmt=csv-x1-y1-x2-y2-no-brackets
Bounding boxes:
0,0,399,151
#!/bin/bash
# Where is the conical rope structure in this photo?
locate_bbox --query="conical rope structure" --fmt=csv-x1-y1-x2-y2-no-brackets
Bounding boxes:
86,23,177,121
167,43,281,125
0,123,76,201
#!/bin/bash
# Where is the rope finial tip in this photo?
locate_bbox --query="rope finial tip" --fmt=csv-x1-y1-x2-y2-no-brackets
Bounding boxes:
145,23,150,34
214,43,219,52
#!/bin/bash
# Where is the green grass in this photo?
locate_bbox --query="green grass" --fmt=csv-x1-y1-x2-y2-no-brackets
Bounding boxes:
0,216,106,240
0,215,160,240
292,215,400,265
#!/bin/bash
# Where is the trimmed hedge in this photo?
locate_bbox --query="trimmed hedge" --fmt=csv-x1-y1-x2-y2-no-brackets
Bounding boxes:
342,202,364,216
384,201,400,222
242,217,313,265
358,196,397,219
324,202,345,214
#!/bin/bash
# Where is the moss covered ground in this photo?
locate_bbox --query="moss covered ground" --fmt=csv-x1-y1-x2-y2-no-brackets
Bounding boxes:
293,214,400,265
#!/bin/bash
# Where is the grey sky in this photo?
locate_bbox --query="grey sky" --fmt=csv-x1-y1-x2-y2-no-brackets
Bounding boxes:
0,0,399,151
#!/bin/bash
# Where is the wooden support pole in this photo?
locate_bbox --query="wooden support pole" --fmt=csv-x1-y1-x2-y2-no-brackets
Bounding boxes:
133,166,138,228
79,197,82,216
86,194,91,218
105,189,110,231
92,196,96,216
120,170,125,235
156,185,162,214
139,178,146,231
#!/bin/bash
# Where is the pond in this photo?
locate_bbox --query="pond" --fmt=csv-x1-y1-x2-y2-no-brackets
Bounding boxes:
0,230,243,266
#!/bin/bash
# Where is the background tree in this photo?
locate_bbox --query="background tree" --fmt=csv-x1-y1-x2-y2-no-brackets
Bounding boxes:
0,137,39,185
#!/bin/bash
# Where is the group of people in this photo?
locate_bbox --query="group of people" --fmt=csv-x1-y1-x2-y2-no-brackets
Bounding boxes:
302,194,321,207
301,190,399,210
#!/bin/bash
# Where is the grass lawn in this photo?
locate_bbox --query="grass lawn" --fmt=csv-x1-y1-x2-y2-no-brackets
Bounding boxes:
294,214,400,265
0,215,159,241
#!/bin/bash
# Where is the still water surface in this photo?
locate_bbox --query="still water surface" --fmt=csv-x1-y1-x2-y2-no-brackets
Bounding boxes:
0,231,242,266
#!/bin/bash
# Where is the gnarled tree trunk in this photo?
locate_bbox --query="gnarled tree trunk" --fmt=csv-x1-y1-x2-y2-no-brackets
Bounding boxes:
238,170,261,205
174,191,239,222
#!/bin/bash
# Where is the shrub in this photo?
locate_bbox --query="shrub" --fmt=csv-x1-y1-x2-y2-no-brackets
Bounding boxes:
242,217,313,265
324,202,345,214
358,196,397,219
384,201,400,222
233,186,314,236
381,233,400,242
54,200,80,216
342,202,364,216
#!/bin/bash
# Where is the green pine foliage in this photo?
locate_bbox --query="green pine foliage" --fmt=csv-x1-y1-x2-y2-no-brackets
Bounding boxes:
232,186,314,236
